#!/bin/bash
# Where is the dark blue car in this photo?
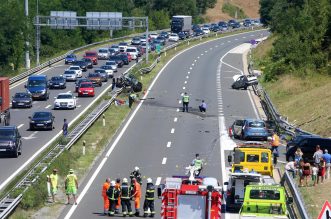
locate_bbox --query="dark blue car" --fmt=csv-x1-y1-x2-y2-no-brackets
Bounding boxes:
65,54,77,64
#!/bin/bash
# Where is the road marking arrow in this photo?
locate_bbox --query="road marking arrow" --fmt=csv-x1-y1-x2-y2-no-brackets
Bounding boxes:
23,131,38,140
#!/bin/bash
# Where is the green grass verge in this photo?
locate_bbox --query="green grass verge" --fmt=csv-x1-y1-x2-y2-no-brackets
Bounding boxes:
9,28,263,218
222,3,247,19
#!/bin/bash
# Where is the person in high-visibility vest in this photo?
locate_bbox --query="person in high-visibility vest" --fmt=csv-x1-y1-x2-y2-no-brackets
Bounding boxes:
131,178,141,216
182,92,190,112
49,168,58,203
121,178,133,216
65,169,78,205
107,180,120,216
102,178,110,215
115,178,121,214
271,131,280,152
143,178,155,217
192,153,203,176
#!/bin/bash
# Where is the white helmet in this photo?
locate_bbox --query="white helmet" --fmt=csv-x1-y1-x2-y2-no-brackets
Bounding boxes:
134,166,139,171
123,178,128,183
111,180,116,186
147,178,152,183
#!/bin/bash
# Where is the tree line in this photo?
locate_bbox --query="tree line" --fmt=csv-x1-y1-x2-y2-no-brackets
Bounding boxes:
259,0,331,81
0,0,216,76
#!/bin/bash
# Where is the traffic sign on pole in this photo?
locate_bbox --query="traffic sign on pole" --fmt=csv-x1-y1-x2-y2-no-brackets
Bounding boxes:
318,201,331,219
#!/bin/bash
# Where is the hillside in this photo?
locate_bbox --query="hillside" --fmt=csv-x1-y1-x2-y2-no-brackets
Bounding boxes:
205,0,260,22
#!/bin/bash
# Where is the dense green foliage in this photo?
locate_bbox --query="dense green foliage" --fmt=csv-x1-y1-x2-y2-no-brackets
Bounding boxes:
0,0,216,75
222,3,247,19
259,0,331,81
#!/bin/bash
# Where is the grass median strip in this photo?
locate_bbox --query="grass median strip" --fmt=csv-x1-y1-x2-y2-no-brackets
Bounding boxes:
10,28,262,218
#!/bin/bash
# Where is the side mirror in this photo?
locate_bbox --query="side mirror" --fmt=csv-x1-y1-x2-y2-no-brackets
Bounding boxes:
224,182,229,186
24,85,27,88
28,116,31,119
228,155,232,163
157,184,165,198
287,197,293,204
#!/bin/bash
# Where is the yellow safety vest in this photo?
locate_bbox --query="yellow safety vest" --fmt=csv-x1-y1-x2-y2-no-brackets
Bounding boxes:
49,173,58,188
182,95,189,103
66,174,77,187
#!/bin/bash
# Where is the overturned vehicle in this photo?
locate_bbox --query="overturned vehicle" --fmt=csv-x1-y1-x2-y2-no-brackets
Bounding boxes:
231,75,258,90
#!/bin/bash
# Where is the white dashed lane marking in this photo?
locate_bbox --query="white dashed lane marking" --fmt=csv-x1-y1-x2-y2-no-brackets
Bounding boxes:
167,142,172,148
183,87,186,90
176,108,180,112
174,118,178,122
184,81,187,84
186,76,189,79
242,36,246,38
171,128,175,134
155,177,162,186
17,124,24,129
179,100,182,104
162,157,167,165
45,104,52,109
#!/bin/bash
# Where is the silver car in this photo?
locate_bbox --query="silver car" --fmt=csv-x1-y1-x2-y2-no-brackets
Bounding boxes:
105,61,118,72
63,70,77,81
100,65,114,78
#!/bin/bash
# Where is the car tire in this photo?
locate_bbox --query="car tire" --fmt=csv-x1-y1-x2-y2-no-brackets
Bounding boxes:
13,150,19,158
30,125,34,131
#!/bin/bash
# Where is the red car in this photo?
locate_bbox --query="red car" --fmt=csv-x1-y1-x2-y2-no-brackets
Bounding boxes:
78,82,95,97
84,51,98,65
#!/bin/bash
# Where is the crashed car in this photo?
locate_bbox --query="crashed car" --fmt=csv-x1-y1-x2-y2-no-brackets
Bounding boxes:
123,74,142,92
231,75,258,90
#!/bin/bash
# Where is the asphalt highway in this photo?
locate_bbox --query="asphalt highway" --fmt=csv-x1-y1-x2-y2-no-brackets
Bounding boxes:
59,29,270,219
0,47,143,191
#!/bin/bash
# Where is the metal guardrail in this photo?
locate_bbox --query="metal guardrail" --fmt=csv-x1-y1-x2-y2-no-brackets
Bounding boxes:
0,26,265,218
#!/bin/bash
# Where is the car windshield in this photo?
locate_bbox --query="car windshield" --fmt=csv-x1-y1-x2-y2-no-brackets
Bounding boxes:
95,69,105,73
127,49,136,52
249,189,281,200
80,83,93,88
70,67,80,70
111,45,119,48
170,34,177,36
15,93,30,98
89,73,100,77
82,58,91,62
101,66,110,69
33,112,51,119
0,130,15,139
99,49,108,53
28,79,46,87
133,37,140,40
57,94,73,99
248,121,265,128
66,54,75,58
106,61,116,65
119,42,127,46
64,71,75,75
85,53,96,56
51,77,63,81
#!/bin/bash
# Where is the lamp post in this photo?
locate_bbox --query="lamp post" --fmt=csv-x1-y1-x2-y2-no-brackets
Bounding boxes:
24,0,31,69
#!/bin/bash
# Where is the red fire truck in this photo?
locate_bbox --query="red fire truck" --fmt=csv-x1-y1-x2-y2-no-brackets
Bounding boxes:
158,176,223,219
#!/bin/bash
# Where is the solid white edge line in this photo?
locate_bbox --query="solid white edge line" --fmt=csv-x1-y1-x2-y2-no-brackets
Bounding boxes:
64,29,267,218
166,142,171,148
162,157,167,165
0,63,137,192
155,177,162,186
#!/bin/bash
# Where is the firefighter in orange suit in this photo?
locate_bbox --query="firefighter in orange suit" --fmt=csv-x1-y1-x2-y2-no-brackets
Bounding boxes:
131,178,141,216
115,178,121,214
102,178,111,215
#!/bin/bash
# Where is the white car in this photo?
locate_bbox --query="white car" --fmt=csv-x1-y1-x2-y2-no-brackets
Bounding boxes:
100,65,114,78
125,47,138,60
97,48,110,60
68,66,82,78
54,92,76,110
110,45,119,52
119,45,127,53
202,27,210,34
105,61,118,72
150,33,158,39
169,33,179,42
63,70,77,81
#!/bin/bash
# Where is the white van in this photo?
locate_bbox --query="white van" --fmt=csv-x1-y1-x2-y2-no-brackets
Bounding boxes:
125,47,138,60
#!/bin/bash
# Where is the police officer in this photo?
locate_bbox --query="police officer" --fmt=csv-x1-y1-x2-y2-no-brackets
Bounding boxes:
121,178,133,217
182,92,189,112
143,178,155,218
130,166,142,184
192,153,203,176
107,181,121,216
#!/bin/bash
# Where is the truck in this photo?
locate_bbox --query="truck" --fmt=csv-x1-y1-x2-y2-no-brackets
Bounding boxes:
239,184,292,219
171,15,192,34
0,77,10,126
157,175,222,219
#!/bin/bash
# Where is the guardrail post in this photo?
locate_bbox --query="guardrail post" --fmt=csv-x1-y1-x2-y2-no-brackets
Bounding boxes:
164,51,167,57
102,114,106,127
82,140,86,155
188,41,190,46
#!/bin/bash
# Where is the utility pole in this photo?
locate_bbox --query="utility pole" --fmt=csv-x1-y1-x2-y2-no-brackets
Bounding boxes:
24,0,31,69
36,0,40,66
145,17,148,64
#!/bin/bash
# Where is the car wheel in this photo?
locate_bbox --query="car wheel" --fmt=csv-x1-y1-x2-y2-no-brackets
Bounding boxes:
30,125,34,131
13,150,19,158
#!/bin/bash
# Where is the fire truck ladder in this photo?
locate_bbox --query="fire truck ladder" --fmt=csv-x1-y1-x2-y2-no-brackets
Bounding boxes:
165,189,177,219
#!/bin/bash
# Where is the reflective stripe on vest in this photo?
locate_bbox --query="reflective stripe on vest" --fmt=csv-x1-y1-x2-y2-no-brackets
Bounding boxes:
183,95,189,103
194,159,202,169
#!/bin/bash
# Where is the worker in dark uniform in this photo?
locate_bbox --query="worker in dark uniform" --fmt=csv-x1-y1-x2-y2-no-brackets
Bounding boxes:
121,178,133,217
143,178,155,218
115,178,121,214
107,181,121,216
130,166,142,184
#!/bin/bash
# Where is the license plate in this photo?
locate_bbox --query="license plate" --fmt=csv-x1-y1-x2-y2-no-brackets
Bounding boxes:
18,103,24,105
83,92,88,94
36,124,44,126
0,149,6,152
54,85,59,87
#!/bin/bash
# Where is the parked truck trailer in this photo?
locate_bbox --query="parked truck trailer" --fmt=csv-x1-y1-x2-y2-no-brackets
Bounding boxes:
171,15,192,34
0,77,10,126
